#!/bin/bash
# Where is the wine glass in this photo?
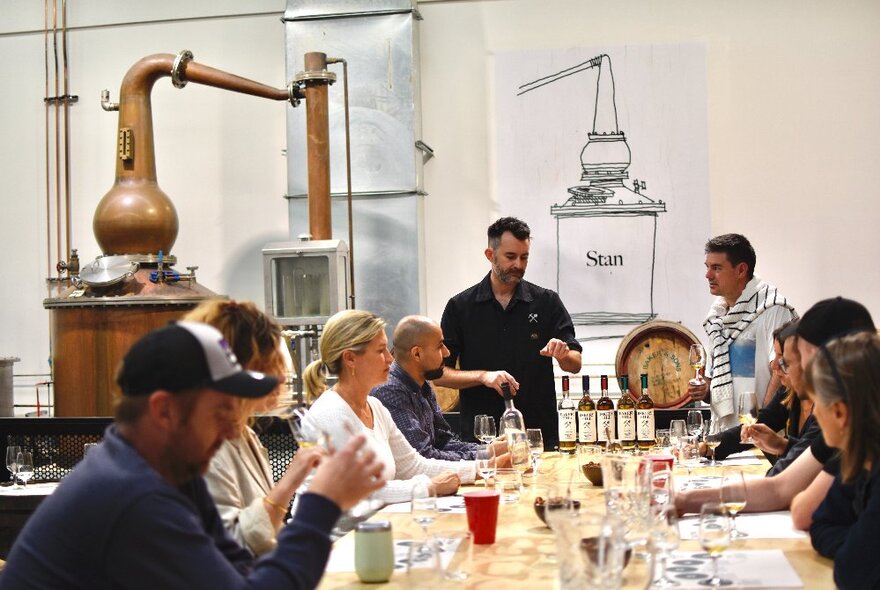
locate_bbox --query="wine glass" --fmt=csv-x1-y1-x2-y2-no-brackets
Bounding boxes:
650,505,681,588
703,419,723,466
526,428,543,473
6,445,21,487
650,467,675,509
507,430,531,475
474,415,496,444
668,420,687,450
411,482,438,544
680,436,702,477
736,392,758,444
475,445,496,488
689,344,707,385
720,468,748,539
699,502,733,587
687,410,704,436
284,407,332,450
16,451,34,488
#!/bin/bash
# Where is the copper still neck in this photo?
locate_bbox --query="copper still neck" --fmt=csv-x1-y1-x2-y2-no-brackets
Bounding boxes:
93,51,297,258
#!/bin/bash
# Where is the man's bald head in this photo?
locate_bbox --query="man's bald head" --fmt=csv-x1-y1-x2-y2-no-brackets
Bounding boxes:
392,315,439,359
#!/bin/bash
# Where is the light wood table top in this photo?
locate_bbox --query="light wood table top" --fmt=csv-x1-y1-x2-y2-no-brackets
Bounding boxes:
318,453,833,589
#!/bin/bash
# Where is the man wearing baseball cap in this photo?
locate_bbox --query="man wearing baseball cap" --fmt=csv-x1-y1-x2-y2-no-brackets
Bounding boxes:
1,322,385,590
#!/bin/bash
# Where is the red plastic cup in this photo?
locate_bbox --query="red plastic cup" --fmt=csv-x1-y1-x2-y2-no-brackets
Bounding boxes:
463,490,500,544
645,454,675,472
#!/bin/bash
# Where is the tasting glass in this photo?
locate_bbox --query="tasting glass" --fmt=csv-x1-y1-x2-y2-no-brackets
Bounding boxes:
16,451,34,488
526,428,544,473
698,502,733,587
737,392,759,444
507,430,531,476
6,445,20,487
668,420,687,450
680,436,702,477
703,419,723,466
650,505,681,588
720,468,748,539
475,445,496,488
689,344,707,385
494,468,523,503
687,410,704,436
474,415,496,444
411,482,438,543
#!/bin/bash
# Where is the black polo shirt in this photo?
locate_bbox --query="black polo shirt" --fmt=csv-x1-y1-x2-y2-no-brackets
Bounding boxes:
441,273,582,449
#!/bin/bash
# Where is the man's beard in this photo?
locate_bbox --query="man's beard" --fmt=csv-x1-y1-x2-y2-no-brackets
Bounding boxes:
492,262,524,285
424,364,445,381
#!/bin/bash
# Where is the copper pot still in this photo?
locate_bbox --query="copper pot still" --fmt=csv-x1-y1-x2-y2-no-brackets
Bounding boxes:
45,50,332,416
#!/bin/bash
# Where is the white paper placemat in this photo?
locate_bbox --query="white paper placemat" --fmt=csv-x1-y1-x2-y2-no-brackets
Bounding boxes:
661,549,802,588
678,511,808,540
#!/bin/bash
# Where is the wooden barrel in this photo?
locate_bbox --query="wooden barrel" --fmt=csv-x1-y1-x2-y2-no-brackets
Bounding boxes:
435,385,459,413
615,320,701,409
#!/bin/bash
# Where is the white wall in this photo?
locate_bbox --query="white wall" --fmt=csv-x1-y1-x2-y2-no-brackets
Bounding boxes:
2,0,879,409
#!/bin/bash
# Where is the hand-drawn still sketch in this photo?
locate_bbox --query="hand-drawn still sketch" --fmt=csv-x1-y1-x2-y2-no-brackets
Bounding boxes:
518,54,666,326
495,45,711,353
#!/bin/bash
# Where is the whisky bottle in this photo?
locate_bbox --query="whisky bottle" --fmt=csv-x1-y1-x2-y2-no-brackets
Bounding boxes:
616,375,636,451
636,373,656,451
596,375,615,443
577,375,597,444
557,376,577,454
500,383,526,436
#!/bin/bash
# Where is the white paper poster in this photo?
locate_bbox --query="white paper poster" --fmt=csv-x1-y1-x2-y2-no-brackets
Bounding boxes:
495,44,711,351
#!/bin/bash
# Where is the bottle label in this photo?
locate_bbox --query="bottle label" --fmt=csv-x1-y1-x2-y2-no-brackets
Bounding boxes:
597,410,614,442
617,408,636,441
577,410,597,443
636,409,655,441
558,409,576,442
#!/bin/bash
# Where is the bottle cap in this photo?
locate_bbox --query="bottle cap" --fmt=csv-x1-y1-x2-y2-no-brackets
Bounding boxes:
501,383,513,401
640,373,648,389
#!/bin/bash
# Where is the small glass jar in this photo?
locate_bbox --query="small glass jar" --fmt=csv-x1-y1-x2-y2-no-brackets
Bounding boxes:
354,520,394,583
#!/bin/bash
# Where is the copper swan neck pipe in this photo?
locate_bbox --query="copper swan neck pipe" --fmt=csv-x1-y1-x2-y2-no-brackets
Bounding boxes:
94,51,298,258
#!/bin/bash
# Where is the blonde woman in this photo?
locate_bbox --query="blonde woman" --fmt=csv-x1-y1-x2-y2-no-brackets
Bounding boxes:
304,310,475,502
185,300,323,556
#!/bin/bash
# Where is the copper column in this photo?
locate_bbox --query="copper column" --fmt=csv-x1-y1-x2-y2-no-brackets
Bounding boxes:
298,52,335,241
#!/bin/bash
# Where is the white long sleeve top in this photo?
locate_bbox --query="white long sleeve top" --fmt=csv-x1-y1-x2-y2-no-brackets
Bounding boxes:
306,390,476,504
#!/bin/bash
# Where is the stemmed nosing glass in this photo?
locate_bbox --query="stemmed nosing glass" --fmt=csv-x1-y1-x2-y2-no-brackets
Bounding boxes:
699,502,733,587
689,344,707,386
736,391,759,445
703,419,723,466
475,445,496,488
687,410,704,437
474,415,496,445
720,468,748,539
6,445,21,487
16,451,34,488
650,504,681,588
411,481,438,555
526,428,544,474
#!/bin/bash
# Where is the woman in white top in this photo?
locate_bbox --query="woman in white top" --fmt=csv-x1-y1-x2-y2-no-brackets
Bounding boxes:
304,310,475,503
186,300,324,556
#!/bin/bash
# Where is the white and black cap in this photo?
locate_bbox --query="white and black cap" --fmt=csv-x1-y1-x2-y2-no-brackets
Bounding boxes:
117,321,278,398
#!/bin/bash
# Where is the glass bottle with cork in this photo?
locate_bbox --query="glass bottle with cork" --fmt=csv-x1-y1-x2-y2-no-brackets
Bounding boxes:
557,375,576,454
596,374,616,445
577,375,597,445
616,375,637,452
636,373,656,452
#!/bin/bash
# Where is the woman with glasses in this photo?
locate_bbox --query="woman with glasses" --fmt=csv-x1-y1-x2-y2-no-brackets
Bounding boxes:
807,332,880,590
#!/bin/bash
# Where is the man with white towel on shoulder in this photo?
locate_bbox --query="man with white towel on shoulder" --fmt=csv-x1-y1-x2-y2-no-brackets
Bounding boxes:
688,233,796,429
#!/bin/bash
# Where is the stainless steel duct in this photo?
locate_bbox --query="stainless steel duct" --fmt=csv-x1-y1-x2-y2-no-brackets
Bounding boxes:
283,0,426,327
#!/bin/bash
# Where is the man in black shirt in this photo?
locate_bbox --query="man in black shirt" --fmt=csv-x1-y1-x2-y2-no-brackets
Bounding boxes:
436,217,582,450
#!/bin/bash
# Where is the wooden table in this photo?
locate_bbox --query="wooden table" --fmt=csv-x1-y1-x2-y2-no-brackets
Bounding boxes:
318,453,833,589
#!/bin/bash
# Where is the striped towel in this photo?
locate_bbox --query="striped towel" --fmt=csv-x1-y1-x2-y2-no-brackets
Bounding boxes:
703,276,795,420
